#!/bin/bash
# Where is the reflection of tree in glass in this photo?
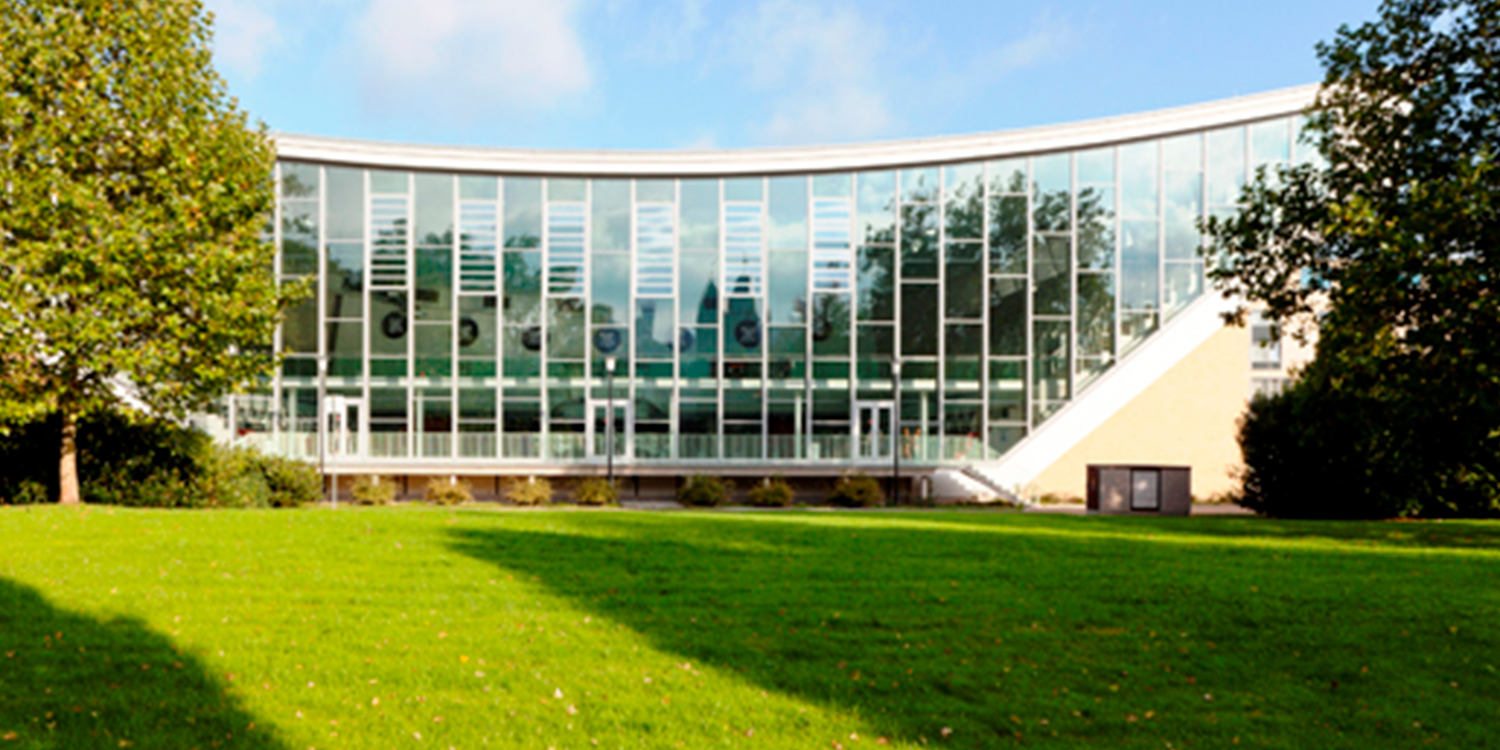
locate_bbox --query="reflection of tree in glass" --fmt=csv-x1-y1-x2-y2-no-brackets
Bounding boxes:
1077,273,1115,357
857,246,894,321
944,176,984,240
1076,187,1115,269
900,204,938,278
988,194,1027,275
812,294,850,355
1032,187,1071,233
504,233,540,249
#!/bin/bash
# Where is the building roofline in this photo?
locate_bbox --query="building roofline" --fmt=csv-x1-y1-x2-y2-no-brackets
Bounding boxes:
272,84,1319,177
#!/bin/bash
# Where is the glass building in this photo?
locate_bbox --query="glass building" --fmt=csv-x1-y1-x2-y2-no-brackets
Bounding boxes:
220,86,1318,490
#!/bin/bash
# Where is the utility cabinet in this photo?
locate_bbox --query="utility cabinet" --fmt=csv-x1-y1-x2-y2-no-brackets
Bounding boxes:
1086,465,1191,516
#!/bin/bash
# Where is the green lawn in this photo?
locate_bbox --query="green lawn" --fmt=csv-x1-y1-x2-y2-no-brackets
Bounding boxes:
1,506,1497,749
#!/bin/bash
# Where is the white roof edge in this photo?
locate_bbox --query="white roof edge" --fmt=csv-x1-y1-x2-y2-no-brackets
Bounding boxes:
273,84,1319,177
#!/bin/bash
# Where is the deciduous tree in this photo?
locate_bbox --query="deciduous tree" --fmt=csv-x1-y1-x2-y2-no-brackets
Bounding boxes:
1203,0,1500,516
0,0,292,504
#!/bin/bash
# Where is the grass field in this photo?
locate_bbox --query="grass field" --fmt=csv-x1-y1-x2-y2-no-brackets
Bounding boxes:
1,505,1497,749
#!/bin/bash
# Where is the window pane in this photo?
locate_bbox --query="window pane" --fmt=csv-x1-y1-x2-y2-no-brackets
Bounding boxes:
812,293,850,357
857,245,894,321
370,291,407,356
591,180,630,252
1033,235,1071,315
988,158,1026,194
1121,220,1159,310
503,178,542,248
900,204,938,279
548,299,586,358
679,251,719,325
724,298,763,357
1077,187,1115,270
1120,141,1158,219
768,251,808,324
1078,273,1114,356
415,248,451,320
1251,118,1291,165
944,163,984,239
458,295,497,358
988,194,1027,275
280,162,318,199
326,242,364,318
680,179,719,249
590,254,629,325
813,173,851,198
637,179,674,203
769,176,807,249
1164,172,1202,260
1076,147,1114,184
1207,127,1245,206
1032,154,1071,232
548,178,585,202
635,299,675,360
944,243,982,319
856,171,896,243
326,167,364,240
459,175,497,200
370,169,407,194
900,283,938,356
989,277,1026,356
415,173,453,245
901,167,939,203
414,323,451,377
502,251,542,324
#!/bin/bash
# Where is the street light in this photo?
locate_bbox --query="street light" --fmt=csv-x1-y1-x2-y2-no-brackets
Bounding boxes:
890,357,901,507
316,353,331,508
605,356,617,489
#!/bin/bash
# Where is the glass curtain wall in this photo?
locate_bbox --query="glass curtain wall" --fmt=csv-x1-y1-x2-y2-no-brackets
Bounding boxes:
271,116,1300,465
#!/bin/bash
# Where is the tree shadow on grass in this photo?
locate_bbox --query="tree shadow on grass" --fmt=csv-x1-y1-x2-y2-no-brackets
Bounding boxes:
0,579,286,750
448,511,1500,749
880,511,1500,555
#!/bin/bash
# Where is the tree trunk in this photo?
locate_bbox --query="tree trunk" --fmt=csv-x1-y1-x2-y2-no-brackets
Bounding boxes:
59,409,81,506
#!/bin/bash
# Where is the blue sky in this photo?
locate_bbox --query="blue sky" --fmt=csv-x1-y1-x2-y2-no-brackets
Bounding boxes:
206,0,1378,150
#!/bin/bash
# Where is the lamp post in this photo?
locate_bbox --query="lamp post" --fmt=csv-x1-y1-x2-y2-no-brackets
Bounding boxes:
316,353,330,508
605,356,617,488
890,357,901,507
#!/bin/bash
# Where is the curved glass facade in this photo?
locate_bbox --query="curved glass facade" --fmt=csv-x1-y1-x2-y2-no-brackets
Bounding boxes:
251,110,1313,470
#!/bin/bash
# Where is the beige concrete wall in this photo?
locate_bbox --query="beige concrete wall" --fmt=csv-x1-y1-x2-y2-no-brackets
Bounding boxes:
1029,324,1251,500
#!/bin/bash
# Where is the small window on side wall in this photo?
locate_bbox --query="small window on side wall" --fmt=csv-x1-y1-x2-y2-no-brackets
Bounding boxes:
1131,469,1160,511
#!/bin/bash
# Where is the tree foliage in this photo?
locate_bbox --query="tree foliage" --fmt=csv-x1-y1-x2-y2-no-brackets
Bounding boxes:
1204,0,1500,516
0,0,290,503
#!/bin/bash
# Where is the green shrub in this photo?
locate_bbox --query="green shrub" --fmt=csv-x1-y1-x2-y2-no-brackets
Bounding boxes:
678,475,731,507
259,454,321,507
7,479,50,505
424,478,472,506
747,475,794,507
352,475,396,506
505,477,552,506
0,409,320,509
574,477,619,506
827,473,884,508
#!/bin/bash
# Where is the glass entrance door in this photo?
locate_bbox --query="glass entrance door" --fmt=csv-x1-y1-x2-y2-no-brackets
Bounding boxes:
323,396,366,458
855,401,894,459
587,400,630,459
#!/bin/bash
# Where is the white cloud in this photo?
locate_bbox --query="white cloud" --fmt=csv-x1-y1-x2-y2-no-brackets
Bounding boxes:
353,0,591,121
614,0,710,65
977,11,1076,78
205,0,282,80
723,0,893,145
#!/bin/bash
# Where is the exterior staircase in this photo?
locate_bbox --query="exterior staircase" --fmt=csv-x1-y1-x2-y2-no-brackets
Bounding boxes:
938,292,1238,503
